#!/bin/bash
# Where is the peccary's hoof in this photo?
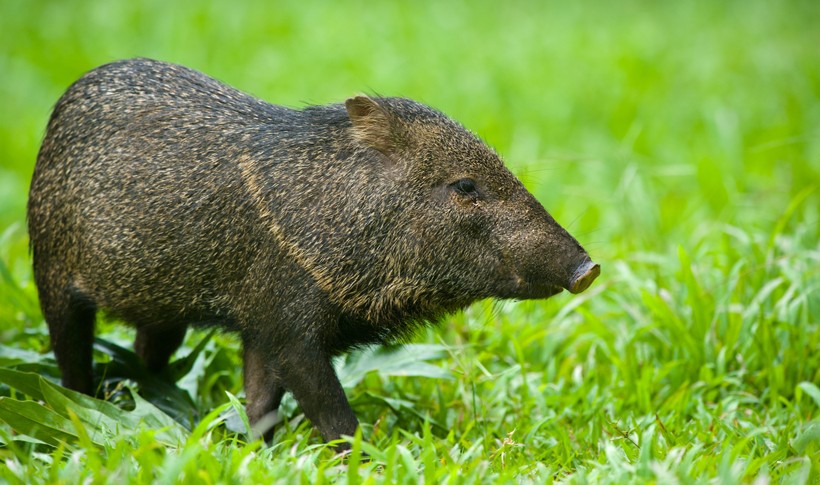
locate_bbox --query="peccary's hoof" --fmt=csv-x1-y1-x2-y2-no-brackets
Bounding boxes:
569,261,600,294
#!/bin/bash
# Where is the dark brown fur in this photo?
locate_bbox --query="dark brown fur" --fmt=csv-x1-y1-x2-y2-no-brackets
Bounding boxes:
28,58,599,447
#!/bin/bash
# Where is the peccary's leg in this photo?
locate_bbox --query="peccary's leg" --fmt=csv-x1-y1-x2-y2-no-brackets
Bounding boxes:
238,255,357,448
134,324,188,372
42,284,97,395
242,332,358,450
279,343,358,449
243,341,285,442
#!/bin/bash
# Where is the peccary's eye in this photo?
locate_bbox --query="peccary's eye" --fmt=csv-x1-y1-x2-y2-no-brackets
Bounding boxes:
451,178,478,197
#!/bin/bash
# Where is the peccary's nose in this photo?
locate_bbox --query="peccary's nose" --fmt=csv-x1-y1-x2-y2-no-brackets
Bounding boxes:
568,260,600,294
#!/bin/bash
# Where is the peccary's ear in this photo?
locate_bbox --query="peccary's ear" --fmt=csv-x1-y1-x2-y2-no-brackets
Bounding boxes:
345,95,394,154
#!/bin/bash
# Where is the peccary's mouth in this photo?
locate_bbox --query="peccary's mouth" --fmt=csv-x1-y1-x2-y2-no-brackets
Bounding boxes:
503,275,564,300
526,283,564,299
544,285,564,297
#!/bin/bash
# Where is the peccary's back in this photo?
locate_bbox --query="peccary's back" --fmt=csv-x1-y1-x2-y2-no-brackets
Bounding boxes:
29,59,312,324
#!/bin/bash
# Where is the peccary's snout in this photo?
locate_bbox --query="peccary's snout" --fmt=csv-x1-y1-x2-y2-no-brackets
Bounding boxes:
568,259,600,294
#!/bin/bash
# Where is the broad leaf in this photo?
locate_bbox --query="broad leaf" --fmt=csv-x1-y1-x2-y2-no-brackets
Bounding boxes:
0,367,46,400
0,398,86,447
0,366,188,446
338,344,452,389
94,338,199,428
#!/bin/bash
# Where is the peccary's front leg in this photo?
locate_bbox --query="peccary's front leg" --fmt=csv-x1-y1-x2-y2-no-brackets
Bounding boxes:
243,340,286,442
286,344,358,447
242,330,358,449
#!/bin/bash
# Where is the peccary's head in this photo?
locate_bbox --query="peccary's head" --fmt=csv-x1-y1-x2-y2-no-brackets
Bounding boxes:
321,96,599,325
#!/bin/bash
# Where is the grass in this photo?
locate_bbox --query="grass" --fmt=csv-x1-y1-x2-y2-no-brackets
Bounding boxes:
1,0,819,482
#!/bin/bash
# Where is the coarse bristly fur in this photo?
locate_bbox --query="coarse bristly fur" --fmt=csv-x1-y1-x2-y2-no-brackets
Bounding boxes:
28,58,600,448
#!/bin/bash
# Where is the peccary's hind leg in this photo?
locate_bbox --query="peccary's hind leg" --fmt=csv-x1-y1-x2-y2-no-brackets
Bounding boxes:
135,324,188,372
42,285,97,396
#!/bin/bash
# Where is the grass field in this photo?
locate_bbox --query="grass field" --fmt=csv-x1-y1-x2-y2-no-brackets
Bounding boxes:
1,0,819,483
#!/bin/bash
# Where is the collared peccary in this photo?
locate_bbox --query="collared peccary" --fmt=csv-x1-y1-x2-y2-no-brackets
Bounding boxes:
28,58,600,447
